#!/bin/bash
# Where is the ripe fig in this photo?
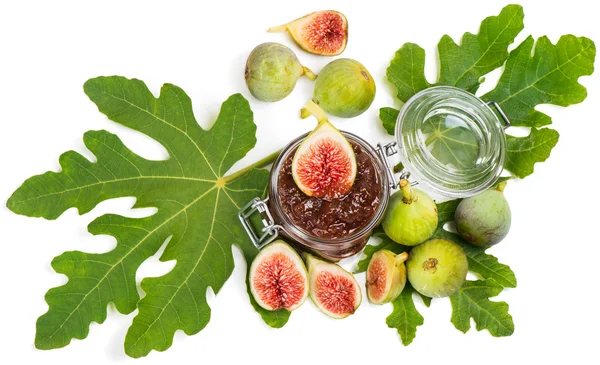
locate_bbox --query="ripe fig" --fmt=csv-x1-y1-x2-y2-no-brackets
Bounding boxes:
366,250,408,305
301,58,376,118
249,240,309,311
455,182,511,247
245,42,316,102
268,10,348,56
406,238,468,298
292,101,357,200
304,253,361,319
382,179,438,246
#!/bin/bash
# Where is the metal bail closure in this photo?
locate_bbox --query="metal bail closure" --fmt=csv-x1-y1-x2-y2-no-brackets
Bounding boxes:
238,197,280,249
486,101,511,129
377,142,400,189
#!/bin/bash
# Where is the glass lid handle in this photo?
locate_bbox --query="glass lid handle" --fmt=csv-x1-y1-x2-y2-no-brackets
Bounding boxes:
238,197,281,249
486,101,511,129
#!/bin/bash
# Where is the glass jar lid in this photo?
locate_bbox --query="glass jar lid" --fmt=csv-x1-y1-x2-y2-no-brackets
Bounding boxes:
395,86,508,198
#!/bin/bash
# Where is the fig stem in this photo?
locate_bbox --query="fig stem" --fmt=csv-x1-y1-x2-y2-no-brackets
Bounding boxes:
395,252,409,265
223,149,281,183
399,179,413,203
302,66,317,81
496,181,507,193
267,24,288,33
302,100,329,124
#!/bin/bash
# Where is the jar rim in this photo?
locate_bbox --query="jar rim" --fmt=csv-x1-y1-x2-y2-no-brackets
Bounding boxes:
269,131,390,249
395,86,507,198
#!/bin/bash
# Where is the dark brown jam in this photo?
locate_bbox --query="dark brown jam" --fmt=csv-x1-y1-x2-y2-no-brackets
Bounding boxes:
277,142,381,239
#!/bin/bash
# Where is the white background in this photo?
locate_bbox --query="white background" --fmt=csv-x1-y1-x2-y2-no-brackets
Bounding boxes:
1,0,599,364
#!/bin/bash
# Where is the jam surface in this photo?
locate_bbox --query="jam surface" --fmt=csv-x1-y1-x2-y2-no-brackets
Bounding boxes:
277,142,381,239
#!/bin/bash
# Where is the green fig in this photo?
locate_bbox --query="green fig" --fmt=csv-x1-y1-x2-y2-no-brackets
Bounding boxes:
382,179,438,246
302,58,375,118
245,42,316,102
455,182,511,247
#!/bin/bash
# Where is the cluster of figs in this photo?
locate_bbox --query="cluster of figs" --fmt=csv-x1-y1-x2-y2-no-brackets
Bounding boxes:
246,10,512,318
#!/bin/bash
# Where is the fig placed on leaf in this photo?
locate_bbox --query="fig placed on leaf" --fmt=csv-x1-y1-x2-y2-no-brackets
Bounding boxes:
455,182,511,247
382,179,438,246
406,238,468,298
268,10,348,56
302,58,376,118
366,250,408,305
292,101,357,200
245,42,316,102
249,240,309,311
304,253,361,319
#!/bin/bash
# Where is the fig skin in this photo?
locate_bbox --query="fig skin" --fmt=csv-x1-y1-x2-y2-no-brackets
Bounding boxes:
366,250,408,305
382,179,438,246
455,183,511,247
244,42,316,102
249,240,309,311
268,10,348,56
304,253,361,319
406,239,468,298
304,59,376,118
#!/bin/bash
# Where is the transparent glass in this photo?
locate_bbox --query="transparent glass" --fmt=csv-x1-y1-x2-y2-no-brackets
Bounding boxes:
395,86,507,198
267,131,390,260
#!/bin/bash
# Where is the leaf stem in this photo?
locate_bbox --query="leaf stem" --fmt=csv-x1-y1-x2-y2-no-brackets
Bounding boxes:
223,150,281,183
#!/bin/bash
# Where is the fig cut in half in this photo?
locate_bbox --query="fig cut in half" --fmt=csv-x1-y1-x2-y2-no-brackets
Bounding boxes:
249,240,309,311
366,250,408,305
304,253,361,319
292,101,357,200
268,10,348,56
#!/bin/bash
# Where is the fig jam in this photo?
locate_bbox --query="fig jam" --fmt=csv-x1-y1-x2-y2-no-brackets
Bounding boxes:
277,142,381,239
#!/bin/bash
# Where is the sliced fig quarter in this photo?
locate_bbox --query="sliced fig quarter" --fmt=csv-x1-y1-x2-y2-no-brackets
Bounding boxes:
292,101,357,200
366,250,408,305
249,240,309,311
304,253,361,319
268,10,348,56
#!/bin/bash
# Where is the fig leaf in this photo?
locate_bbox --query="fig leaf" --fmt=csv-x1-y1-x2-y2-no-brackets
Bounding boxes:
380,4,595,178
6,76,289,358
449,279,514,337
386,284,425,346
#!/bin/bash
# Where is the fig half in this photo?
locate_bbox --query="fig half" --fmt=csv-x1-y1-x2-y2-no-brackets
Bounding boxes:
292,101,357,200
268,10,348,56
366,250,408,305
245,42,316,102
304,253,361,319
382,179,438,246
249,240,309,311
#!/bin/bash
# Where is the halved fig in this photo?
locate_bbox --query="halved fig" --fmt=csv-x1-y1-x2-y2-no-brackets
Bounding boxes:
249,240,309,311
268,10,348,56
366,250,408,305
292,101,357,200
304,253,361,319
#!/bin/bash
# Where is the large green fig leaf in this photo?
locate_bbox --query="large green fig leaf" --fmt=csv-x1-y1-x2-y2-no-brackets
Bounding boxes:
6,76,289,358
381,4,595,179
386,284,426,346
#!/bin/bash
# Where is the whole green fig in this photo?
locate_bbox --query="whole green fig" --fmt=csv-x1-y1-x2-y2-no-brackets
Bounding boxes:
382,179,438,246
455,182,511,247
245,42,316,102
302,58,375,118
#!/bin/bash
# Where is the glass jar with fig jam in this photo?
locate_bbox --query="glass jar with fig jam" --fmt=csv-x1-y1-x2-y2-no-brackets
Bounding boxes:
239,131,389,260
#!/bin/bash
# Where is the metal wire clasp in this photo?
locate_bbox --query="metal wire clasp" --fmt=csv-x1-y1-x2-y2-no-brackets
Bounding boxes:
487,101,511,129
238,197,280,250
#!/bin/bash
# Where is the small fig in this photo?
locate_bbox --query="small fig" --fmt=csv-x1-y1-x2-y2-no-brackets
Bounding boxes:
249,240,309,311
292,101,356,200
305,253,361,319
382,179,438,246
455,182,511,247
302,59,375,118
406,239,468,298
268,10,348,56
366,250,408,305
245,42,316,102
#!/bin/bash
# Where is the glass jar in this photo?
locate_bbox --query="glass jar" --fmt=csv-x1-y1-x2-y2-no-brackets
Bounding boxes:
381,86,510,198
239,131,390,260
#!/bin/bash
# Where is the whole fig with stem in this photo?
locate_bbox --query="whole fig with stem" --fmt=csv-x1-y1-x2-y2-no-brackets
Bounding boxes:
382,179,438,246
245,42,316,102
